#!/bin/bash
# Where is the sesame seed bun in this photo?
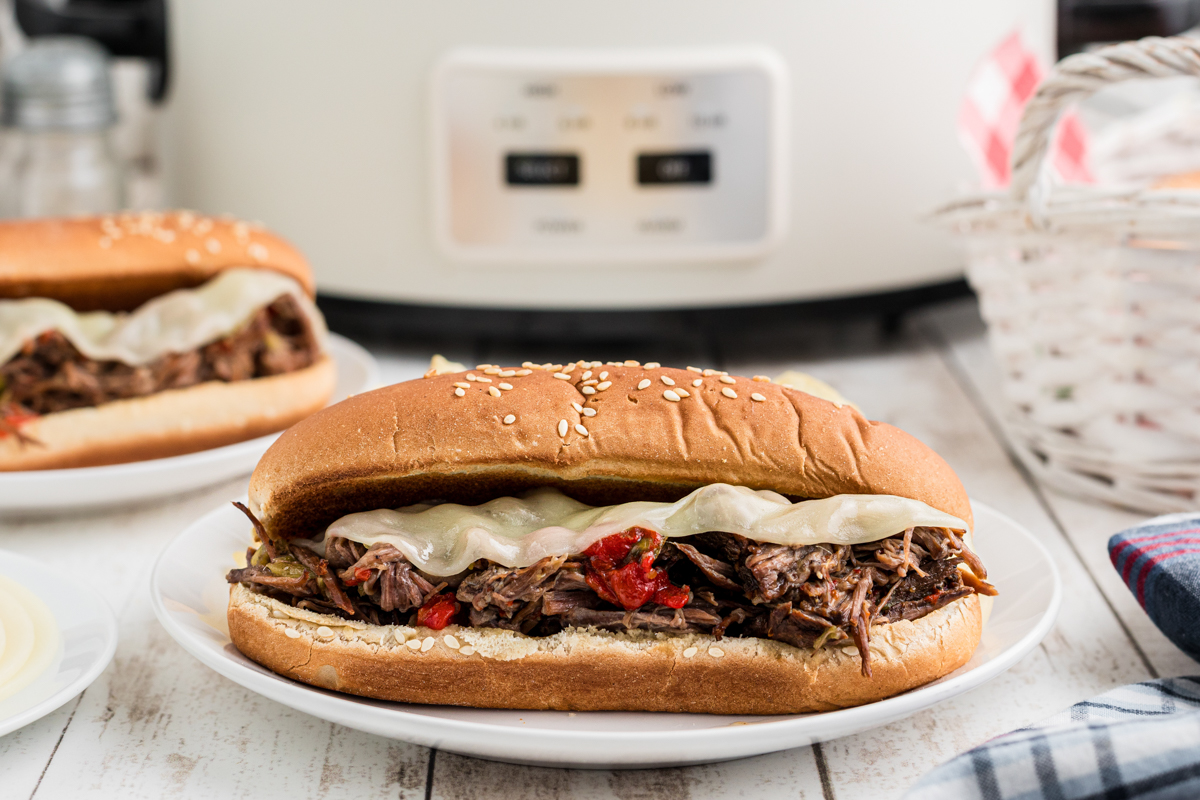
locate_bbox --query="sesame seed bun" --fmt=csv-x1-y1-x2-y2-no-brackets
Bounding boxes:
248,363,972,541
0,357,336,470
227,583,982,714
0,212,314,311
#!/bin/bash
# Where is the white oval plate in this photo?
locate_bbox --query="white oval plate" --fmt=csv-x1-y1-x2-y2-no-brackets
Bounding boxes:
0,550,117,738
152,500,1060,769
0,334,378,513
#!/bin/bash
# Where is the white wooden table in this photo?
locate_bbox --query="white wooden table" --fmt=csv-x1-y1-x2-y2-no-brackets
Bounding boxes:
2,297,1192,799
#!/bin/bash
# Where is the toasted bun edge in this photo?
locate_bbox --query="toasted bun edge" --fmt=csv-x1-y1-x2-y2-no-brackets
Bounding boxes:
0,213,315,310
250,365,973,539
227,584,982,714
0,357,336,470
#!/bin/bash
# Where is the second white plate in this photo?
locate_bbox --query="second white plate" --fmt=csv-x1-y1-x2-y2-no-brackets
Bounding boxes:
0,334,378,513
0,550,118,738
151,500,1061,769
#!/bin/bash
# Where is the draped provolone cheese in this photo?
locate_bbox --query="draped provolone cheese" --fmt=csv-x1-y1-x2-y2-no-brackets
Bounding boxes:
0,268,328,366
322,484,969,576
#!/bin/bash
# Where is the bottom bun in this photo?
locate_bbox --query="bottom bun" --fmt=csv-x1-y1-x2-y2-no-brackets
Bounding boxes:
227,583,982,714
0,356,336,470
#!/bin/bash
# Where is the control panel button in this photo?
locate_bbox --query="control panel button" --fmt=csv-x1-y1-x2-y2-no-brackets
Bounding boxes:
505,153,580,187
637,151,712,185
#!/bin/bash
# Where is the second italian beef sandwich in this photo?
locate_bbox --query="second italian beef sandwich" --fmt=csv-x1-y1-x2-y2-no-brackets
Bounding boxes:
226,361,996,714
0,212,335,470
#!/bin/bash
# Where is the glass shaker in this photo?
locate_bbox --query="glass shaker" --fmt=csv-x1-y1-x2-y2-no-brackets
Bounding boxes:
0,36,124,217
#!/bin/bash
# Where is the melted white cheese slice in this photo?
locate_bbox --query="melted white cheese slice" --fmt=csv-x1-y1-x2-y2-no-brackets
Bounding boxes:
0,268,327,366
323,484,969,576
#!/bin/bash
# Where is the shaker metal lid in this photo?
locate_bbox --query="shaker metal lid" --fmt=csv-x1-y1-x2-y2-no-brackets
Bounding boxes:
2,36,116,130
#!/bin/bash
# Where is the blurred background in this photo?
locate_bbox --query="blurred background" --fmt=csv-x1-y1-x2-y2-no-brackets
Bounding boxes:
0,0,1197,351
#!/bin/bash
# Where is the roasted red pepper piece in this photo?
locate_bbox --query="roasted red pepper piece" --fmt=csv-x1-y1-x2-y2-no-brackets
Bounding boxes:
416,592,460,630
582,527,689,611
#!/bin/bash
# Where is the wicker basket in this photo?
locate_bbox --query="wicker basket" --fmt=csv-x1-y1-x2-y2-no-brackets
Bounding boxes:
937,36,1200,514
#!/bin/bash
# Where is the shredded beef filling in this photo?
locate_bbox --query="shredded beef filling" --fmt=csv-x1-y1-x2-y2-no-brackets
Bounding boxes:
228,508,996,677
0,294,319,419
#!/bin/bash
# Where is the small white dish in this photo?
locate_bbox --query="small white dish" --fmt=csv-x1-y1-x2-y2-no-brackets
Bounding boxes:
0,550,117,738
151,499,1061,769
0,334,379,513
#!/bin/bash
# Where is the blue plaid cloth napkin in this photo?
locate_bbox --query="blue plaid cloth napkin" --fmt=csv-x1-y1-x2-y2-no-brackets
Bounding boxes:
902,513,1200,799
902,678,1200,799
1109,513,1200,661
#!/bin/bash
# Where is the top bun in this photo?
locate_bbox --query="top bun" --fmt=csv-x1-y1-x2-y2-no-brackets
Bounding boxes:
249,363,972,540
0,212,314,311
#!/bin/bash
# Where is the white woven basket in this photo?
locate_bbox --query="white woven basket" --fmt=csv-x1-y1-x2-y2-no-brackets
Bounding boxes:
938,36,1200,514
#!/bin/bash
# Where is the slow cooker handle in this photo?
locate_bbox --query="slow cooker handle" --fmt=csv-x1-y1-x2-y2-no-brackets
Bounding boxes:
1010,35,1200,204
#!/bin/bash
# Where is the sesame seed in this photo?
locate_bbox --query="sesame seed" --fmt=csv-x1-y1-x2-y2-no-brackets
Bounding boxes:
185,249,200,265
582,371,593,380
753,375,771,382
703,369,719,376
500,370,516,377
522,362,535,368
421,636,436,652
444,635,461,649
503,414,516,424
574,424,589,436
599,371,609,380
516,369,532,376
484,367,502,375
206,237,222,254
466,373,478,381
248,243,269,262
637,379,651,390
284,627,301,639
454,388,465,397
596,381,611,391
553,373,571,380
692,379,703,387
498,383,513,390
663,390,681,402
562,364,576,373
316,626,335,640
751,393,766,402
582,408,596,417
687,366,703,373
722,388,738,399
460,646,476,656
572,402,583,413
720,376,736,384
661,376,675,386
582,379,598,386
476,376,493,383
489,387,501,397
683,646,698,658
645,362,661,369
624,361,639,367
454,382,470,389
558,420,569,437
708,646,725,658
423,369,438,379
676,388,690,398
406,639,422,650
581,386,596,395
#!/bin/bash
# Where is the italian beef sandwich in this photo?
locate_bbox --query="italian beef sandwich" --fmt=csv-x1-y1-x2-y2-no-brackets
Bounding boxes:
226,360,996,714
0,212,335,469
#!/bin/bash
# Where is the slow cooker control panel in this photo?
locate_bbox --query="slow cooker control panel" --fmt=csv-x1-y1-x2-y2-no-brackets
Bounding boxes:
433,48,788,264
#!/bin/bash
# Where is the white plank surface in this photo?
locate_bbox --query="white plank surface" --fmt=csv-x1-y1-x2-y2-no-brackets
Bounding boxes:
0,299,1184,799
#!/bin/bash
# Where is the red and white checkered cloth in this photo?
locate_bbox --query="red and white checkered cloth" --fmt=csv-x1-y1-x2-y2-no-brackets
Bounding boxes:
958,30,1093,188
